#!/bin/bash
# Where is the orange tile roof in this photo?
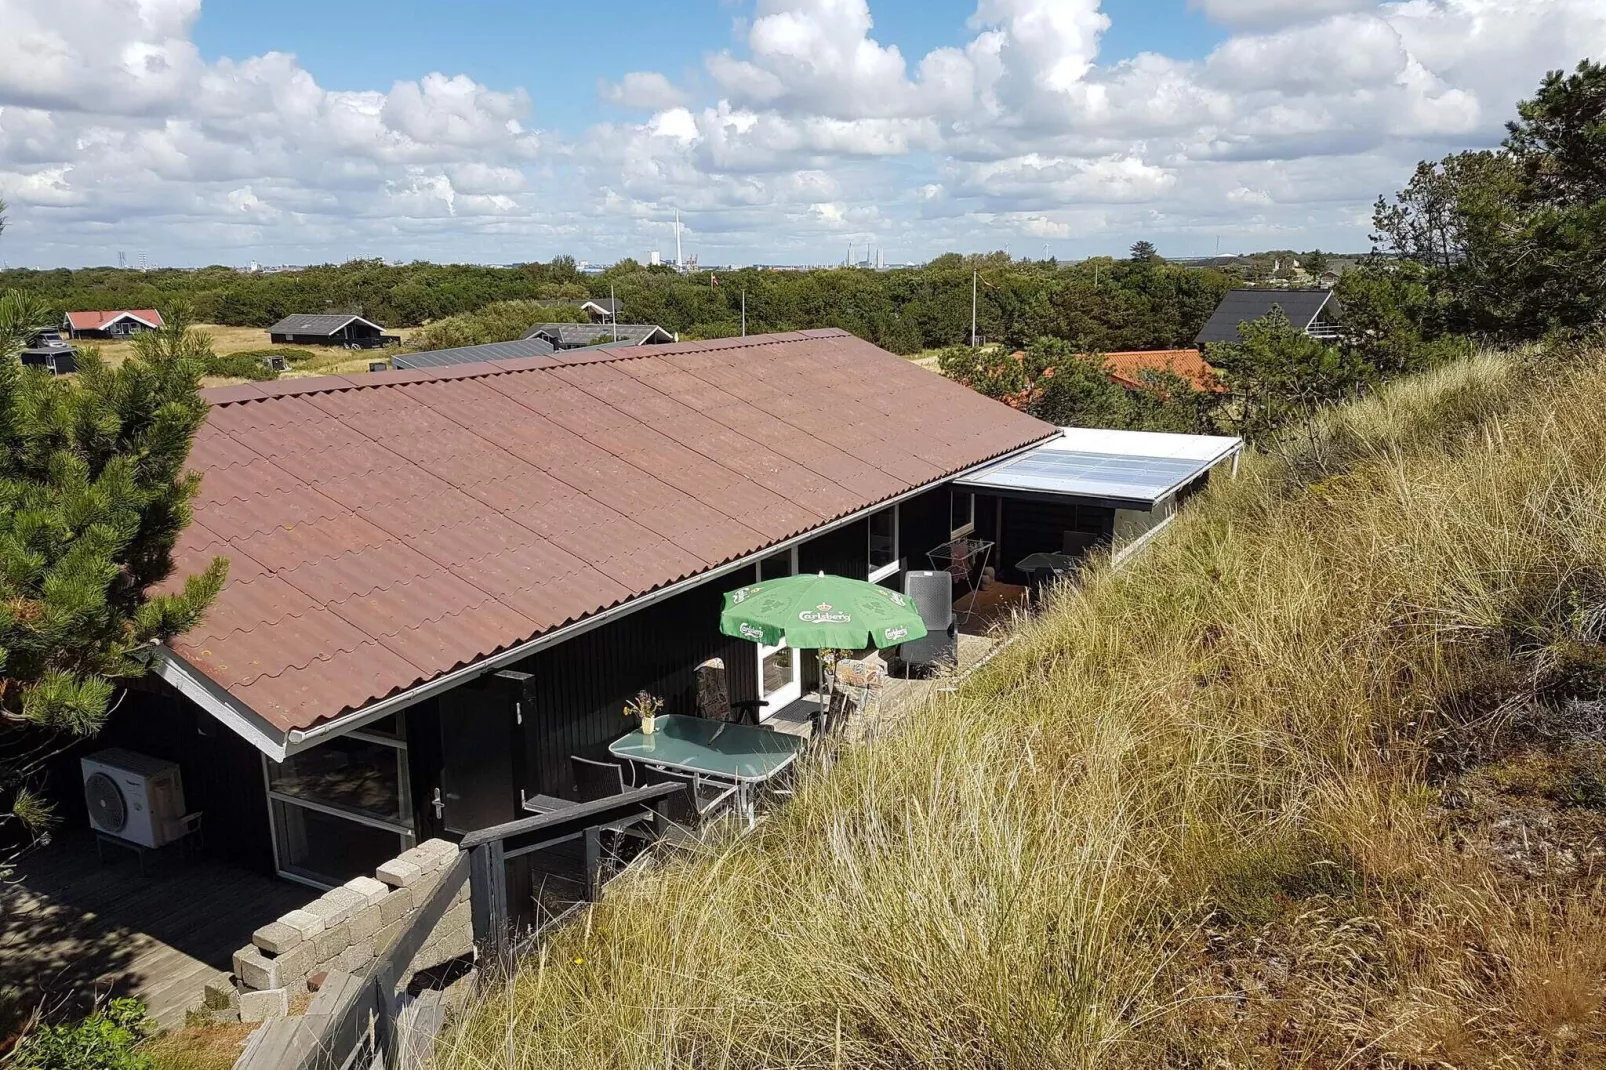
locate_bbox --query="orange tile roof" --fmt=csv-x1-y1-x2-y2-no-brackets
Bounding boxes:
162,329,1054,732
1101,349,1220,392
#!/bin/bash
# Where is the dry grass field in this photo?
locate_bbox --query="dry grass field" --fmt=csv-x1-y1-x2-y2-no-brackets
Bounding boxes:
85,323,424,386
435,346,1606,1069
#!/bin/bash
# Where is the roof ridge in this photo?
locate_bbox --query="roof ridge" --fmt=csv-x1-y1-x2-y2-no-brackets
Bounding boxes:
201,329,854,407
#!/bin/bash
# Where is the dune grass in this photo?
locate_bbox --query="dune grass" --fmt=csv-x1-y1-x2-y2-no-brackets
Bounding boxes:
438,345,1606,1068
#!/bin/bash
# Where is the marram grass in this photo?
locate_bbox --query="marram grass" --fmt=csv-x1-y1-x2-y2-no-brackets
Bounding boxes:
438,347,1606,1068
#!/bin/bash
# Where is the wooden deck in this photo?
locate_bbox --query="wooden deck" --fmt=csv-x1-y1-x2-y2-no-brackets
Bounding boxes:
0,831,308,1029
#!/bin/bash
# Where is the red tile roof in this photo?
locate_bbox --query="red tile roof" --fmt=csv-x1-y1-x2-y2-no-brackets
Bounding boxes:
162,329,1054,733
65,309,164,330
1101,349,1221,392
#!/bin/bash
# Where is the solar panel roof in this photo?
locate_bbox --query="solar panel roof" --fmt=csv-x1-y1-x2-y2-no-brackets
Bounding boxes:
956,428,1241,506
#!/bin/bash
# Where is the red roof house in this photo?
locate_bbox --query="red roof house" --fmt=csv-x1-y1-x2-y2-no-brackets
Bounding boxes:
65,309,164,337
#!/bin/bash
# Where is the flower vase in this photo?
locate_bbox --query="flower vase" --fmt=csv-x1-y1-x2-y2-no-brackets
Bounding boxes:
641,713,657,735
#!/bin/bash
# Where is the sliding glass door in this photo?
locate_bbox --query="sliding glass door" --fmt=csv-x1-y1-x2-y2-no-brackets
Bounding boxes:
265,716,415,888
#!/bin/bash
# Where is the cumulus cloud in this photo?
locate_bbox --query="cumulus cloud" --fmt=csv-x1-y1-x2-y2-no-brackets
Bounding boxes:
1188,0,1376,30
600,71,687,110
0,0,1604,267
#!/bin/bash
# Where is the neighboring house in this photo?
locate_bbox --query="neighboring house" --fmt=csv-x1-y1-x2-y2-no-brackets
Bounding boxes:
521,322,674,349
579,298,620,322
1193,289,1344,348
19,345,78,374
268,313,400,348
20,327,81,374
1101,349,1221,393
391,337,555,370
64,329,1236,902
65,309,163,338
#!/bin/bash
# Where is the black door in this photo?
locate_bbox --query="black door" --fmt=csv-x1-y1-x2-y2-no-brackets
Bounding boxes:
437,679,523,835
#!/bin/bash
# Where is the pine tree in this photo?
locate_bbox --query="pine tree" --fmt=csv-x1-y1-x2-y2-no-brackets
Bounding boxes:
0,215,226,869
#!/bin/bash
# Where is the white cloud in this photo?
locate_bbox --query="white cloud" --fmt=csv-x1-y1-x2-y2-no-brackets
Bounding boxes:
1188,0,1376,30
600,71,687,110
0,0,1603,267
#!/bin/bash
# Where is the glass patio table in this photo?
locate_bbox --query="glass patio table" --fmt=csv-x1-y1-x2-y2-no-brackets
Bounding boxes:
608,715,805,825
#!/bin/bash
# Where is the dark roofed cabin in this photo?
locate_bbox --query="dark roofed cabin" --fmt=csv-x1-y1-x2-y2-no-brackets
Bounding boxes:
520,322,674,349
1193,288,1343,348
268,313,400,349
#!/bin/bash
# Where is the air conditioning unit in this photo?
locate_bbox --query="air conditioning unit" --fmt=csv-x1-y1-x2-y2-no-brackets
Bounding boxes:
81,748,186,849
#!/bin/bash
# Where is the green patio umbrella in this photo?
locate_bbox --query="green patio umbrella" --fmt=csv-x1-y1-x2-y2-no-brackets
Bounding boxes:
720,572,928,650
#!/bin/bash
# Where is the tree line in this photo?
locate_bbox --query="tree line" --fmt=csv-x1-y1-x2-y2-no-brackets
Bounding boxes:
946,60,1606,443
0,250,1250,356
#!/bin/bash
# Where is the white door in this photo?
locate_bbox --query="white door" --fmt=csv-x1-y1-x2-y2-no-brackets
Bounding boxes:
756,548,802,715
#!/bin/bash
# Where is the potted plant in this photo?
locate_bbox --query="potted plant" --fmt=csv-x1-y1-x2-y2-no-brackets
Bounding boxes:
624,690,664,735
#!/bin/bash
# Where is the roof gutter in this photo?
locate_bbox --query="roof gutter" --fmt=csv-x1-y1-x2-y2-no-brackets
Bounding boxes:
279,431,1058,753
148,648,291,761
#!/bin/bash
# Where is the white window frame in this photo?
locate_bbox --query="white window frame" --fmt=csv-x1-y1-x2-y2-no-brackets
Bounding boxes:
950,489,976,539
263,723,416,890
756,546,802,715
867,506,900,583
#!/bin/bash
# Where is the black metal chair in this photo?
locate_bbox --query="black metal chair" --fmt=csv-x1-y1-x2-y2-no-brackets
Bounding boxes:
640,765,737,825
568,757,654,867
571,755,634,800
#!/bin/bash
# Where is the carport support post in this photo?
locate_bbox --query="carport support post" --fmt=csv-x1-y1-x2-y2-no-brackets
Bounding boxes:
469,839,510,973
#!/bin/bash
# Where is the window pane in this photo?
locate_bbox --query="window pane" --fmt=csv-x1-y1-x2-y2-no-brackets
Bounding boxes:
759,550,794,581
761,647,794,697
268,736,406,823
272,800,408,886
951,491,973,531
868,509,896,569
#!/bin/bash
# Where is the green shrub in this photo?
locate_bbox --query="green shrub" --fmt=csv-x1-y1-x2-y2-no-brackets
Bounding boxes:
14,998,152,1070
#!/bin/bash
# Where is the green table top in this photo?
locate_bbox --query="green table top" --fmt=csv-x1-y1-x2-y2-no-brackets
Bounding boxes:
608,715,805,782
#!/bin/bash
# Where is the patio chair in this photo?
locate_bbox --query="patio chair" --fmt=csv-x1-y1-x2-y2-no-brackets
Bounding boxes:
571,755,634,799
640,765,738,825
695,657,767,724
568,756,653,853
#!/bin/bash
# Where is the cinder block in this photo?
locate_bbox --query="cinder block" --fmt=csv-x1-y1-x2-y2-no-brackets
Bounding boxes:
348,903,381,944
335,941,374,973
307,886,364,927
312,921,352,963
377,858,422,888
279,908,326,942
410,864,445,906
202,981,239,1012
418,838,459,867
344,875,389,907
378,887,414,924
233,946,280,991
239,986,289,1023
272,937,317,984
371,917,408,957
251,920,304,956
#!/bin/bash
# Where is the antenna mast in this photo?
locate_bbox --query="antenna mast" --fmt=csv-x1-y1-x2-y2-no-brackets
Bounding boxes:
675,209,683,271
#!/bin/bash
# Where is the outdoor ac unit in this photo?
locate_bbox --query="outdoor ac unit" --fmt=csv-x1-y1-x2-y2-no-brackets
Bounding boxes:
899,570,958,671
81,748,186,849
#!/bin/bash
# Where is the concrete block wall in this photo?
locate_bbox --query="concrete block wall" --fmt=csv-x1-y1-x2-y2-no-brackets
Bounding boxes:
232,838,472,1008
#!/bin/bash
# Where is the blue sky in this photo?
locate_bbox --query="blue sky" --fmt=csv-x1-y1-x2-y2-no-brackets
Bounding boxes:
192,0,1225,135
2,0,1600,268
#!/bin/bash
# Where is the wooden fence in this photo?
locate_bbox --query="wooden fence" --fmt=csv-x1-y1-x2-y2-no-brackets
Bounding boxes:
258,782,683,1070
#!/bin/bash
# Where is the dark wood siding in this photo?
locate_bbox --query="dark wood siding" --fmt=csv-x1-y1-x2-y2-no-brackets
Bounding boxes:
488,565,760,802
996,498,1113,585
48,684,276,873
899,484,956,581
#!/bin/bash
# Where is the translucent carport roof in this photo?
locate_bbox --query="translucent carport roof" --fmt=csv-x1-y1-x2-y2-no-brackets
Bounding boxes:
954,427,1243,508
